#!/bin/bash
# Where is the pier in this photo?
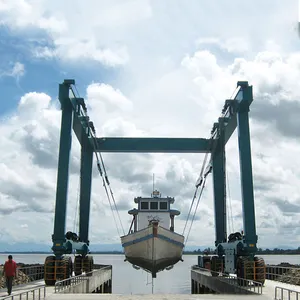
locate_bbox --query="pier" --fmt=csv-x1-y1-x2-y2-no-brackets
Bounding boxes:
1,263,300,299
0,265,112,299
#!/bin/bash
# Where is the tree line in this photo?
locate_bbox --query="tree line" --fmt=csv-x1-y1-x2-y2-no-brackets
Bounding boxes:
3,247,300,255
184,247,300,255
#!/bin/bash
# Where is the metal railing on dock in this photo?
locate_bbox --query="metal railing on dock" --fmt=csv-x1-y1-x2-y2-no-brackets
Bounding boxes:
54,272,90,293
216,272,263,294
18,266,44,282
275,286,300,300
54,265,112,294
193,266,263,295
0,285,46,300
266,265,300,284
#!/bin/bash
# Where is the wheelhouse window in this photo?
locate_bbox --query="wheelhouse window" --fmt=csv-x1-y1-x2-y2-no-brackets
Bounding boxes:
160,201,168,210
150,202,158,210
141,201,149,210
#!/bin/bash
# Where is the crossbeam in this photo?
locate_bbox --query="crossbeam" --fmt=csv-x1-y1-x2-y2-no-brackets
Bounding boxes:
92,137,211,153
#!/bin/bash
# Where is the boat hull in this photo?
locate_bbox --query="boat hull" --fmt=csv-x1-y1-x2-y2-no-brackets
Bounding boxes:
121,223,184,276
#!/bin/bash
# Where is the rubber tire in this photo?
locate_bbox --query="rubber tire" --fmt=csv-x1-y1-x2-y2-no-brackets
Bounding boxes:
44,256,56,286
74,255,82,276
83,256,94,276
211,256,222,277
237,256,254,286
254,257,265,285
236,256,247,286
55,256,73,282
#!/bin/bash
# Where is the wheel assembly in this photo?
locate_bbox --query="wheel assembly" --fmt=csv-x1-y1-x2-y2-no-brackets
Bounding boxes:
56,256,73,281
83,256,94,276
236,256,264,286
74,255,83,276
210,256,223,277
44,255,56,286
254,256,265,285
236,256,251,286
44,255,73,286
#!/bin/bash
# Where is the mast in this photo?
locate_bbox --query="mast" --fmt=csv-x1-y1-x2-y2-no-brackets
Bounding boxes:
153,173,155,192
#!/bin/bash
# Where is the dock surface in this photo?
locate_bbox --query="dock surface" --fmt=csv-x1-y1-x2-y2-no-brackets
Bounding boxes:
1,277,300,299
0,279,54,299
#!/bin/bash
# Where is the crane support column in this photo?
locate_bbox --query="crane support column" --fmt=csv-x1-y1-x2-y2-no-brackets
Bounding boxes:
79,144,93,245
237,83,257,249
212,118,227,246
52,81,73,255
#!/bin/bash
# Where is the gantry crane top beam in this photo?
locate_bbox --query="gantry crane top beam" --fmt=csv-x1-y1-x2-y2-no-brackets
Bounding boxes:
65,80,252,154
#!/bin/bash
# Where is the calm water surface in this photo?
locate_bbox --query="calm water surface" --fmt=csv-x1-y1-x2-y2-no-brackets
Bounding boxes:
0,254,299,294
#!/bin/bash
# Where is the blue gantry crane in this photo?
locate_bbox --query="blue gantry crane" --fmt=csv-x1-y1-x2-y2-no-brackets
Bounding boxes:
44,79,265,285
196,82,265,284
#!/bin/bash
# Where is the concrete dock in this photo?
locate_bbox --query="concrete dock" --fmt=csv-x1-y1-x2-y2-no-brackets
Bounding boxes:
45,295,261,299
1,268,300,299
0,279,53,299
0,278,297,299
0,266,112,299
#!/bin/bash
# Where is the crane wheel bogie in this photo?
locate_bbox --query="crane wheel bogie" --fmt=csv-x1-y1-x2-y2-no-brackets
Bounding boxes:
83,256,94,276
236,256,266,286
254,257,266,285
210,256,224,277
44,255,56,286
74,255,83,276
44,256,73,286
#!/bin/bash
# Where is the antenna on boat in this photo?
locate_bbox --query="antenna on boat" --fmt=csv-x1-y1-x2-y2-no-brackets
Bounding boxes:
153,173,155,192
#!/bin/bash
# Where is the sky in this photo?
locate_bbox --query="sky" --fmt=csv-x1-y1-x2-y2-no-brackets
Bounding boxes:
0,0,299,251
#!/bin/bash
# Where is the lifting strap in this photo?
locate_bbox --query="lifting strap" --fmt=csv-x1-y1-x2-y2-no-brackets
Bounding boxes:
72,85,125,237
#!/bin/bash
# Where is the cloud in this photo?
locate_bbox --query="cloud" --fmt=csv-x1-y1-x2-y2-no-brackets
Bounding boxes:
10,62,25,78
0,0,154,66
0,0,300,250
35,41,129,66
0,62,25,79
87,83,133,114
4,48,300,249
197,37,251,54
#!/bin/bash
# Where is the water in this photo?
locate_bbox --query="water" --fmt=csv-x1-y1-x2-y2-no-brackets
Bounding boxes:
0,254,299,294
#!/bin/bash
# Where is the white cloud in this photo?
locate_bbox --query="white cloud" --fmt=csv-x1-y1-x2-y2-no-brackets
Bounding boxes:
38,39,130,66
0,0,154,66
0,0,300,251
3,47,300,248
18,92,51,116
0,62,25,79
87,83,133,114
10,62,25,78
197,37,251,54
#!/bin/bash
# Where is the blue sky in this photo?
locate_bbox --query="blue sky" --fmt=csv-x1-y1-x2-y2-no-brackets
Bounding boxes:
0,27,123,115
0,0,300,250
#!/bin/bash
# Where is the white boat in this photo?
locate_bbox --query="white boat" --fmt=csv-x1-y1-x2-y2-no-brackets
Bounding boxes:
120,190,185,278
